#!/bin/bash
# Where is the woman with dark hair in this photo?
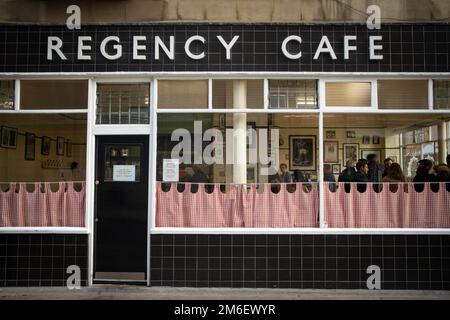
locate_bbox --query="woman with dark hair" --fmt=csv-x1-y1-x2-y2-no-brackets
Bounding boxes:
382,163,406,183
382,163,405,192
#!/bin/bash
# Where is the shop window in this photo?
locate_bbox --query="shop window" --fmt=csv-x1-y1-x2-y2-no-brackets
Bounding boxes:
0,80,14,110
434,80,450,109
20,80,88,110
325,82,371,107
0,114,87,227
96,83,150,124
269,80,317,109
158,80,208,109
378,80,428,109
212,80,264,109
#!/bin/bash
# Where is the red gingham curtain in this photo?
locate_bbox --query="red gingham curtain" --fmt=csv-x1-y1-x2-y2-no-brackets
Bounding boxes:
324,182,450,228
0,181,85,227
156,182,319,228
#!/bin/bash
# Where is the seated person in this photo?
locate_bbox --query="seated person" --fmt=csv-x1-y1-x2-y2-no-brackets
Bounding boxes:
413,159,435,192
354,159,369,192
278,163,293,183
323,164,336,192
382,162,406,192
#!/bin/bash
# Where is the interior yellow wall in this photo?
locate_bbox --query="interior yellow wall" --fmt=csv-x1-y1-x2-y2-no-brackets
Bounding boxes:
0,119,86,182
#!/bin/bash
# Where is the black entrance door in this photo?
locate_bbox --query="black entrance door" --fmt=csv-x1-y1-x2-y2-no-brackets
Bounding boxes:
94,135,149,282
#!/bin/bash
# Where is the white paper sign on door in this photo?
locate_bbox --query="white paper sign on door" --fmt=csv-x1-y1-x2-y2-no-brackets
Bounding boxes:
163,159,179,182
113,165,136,182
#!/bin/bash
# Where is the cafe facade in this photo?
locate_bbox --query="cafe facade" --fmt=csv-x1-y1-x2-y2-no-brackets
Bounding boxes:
1,21,450,289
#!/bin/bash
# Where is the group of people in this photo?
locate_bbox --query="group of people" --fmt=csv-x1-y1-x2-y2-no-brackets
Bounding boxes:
336,154,450,184
273,153,450,192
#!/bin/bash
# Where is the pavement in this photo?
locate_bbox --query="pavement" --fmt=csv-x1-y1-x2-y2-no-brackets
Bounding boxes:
0,285,449,300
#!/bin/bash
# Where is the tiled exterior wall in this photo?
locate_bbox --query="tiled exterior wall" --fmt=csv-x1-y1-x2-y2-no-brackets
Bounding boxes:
0,234,88,287
150,234,450,290
0,24,448,73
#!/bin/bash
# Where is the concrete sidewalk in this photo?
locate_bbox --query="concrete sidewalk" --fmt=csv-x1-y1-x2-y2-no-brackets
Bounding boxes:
1,285,449,300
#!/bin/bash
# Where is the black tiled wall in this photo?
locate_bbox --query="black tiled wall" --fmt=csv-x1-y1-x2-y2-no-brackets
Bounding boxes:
0,24,448,73
150,234,450,290
0,234,88,287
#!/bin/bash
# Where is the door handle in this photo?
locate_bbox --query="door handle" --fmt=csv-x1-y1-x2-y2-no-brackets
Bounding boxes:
95,218,99,222
95,180,100,185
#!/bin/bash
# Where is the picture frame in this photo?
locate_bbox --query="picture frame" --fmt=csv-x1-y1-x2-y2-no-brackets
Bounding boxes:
41,136,51,155
324,141,339,163
361,149,381,161
332,164,341,174
372,135,380,144
289,135,316,171
346,131,356,138
326,131,336,139
24,132,35,161
56,136,65,156
343,143,359,163
362,135,370,144
66,139,72,157
0,126,18,149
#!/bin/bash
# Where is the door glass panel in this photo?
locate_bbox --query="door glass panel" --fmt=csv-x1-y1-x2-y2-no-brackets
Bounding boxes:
104,144,141,182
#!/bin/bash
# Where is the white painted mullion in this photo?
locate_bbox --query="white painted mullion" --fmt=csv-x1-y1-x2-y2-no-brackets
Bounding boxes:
428,79,434,110
86,78,96,286
263,79,269,110
317,79,326,110
148,78,158,286
371,79,378,110
14,79,20,111
208,78,213,109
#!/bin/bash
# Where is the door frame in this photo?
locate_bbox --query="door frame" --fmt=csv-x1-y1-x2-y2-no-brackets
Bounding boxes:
87,78,155,286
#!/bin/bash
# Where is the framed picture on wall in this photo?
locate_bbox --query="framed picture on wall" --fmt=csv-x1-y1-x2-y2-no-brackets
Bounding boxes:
24,132,35,161
326,131,336,139
362,135,370,144
41,136,51,155
0,126,18,149
361,149,381,160
372,135,380,144
346,131,356,138
66,139,72,157
56,136,65,156
324,141,339,163
289,135,316,171
332,164,341,174
343,143,359,163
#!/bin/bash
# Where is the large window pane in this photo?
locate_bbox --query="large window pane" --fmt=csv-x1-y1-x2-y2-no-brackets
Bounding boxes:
212,80,264,109
158,80,207,109
20,80,88,109
269,80,317,109
0,80,14,110
96,83,150,124
434,80,450,109
0,114,87,227
378,80,428,109
325,82,371,107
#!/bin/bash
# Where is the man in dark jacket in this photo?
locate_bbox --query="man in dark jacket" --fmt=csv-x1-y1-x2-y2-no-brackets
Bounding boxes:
354,159,369,192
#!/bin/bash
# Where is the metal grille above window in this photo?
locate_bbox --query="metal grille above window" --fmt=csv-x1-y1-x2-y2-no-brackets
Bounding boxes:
0,80,14,110
96,83,150,124
269,80,317,109
434,80,450,109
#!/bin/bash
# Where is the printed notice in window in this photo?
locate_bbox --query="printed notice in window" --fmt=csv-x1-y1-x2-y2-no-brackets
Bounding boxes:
113,165,136,182
163,159,179,182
